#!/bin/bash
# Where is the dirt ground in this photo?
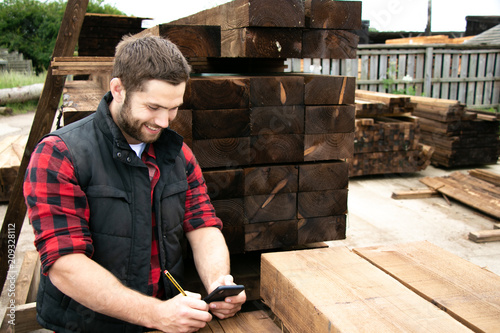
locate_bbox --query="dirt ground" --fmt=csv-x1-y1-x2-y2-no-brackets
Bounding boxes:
1,112,500,327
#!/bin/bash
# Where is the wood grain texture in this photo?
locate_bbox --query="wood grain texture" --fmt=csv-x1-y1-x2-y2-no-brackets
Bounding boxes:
305,105,355,134
245,220,298,251
304,75,356,105
298,161,349,191
302,29,359,59
297,189,348,218
305,0,362,29
261,246,472,333
354,241,500,333
298,215,346,244
250,106,304,135
168,0,305,29
304,132,354,161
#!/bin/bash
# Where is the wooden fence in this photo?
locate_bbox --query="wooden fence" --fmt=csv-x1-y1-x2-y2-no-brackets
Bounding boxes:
286,44,500,110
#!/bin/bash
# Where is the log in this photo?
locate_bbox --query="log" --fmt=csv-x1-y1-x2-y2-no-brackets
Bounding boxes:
298,215,346,244
184,76,250,110
305,75,355,105
297,189,348,218
192,109,250,139
250,134,304,164
244,165,298,195
298,161,349,191
304,132,354,161
249,76,304,106
245,220,298,251
0,83,44,105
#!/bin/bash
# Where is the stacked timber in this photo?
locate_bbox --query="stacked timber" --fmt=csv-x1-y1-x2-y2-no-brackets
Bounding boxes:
350,90,433,177
59,1,361,259
410,95,500,167
159,0,361,254
171,75,355,253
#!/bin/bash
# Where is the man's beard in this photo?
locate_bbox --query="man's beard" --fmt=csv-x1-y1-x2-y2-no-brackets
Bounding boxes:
116,95,163,144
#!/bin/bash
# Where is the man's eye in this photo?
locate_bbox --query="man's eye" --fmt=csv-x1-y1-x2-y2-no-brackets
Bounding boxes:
148,105,159,111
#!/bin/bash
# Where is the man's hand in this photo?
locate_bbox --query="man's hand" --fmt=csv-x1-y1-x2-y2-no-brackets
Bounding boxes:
154,292,212,333
206,275,247,319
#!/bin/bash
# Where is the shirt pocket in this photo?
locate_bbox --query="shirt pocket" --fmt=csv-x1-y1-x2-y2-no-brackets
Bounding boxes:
160,179,188,233
86,185,132,237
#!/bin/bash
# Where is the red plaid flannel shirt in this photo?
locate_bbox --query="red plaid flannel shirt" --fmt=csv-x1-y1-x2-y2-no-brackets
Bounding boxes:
24,136,222,298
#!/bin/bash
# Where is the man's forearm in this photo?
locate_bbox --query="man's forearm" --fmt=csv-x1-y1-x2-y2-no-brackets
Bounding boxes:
187,227,230,292
48,253,161,329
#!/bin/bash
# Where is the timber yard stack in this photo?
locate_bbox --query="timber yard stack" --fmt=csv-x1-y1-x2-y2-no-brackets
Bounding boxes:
158,0,361,254
351,90,433,177
410,95,500,168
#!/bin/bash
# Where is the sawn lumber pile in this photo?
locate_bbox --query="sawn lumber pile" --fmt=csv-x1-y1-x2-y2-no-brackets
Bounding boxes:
261,241,500,332
58,0,362,257
410,95,500,167
350,90,433,177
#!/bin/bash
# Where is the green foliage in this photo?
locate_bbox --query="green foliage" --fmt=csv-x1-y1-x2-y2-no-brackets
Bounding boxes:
0,0,125,74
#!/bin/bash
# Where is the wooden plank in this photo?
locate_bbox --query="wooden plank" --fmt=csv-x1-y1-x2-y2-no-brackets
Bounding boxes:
305,105,355,134
243,165,298,196
249,76,304,106
304,75,356,105
468,229,500,243
184,76,250,110
245,220,298,251
353,241,500,332
298,161,349,191
0,0,89,292
468,169,500,186
192,137,251,168
14,251,40,305
302,29,358,59
168,0,305,29
304,132,354,161
391,188,440,199
251,134,304,164
297,189,348,218
261,246,471,333
192,109,250,139
135,24,221,58
298,215,346,244
304,0,362,29
244,193,296,223
420,172,500,219
250,105,304,135
212,310,282,332
221,27,302,58
0,302,43,333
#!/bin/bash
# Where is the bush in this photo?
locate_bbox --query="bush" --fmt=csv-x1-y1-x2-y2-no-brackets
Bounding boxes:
0,0,125,74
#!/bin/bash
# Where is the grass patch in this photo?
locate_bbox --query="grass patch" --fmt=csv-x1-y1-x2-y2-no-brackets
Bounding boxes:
0,71,46,114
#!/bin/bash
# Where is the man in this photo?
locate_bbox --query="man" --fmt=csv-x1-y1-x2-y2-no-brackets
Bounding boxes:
23,34,246,332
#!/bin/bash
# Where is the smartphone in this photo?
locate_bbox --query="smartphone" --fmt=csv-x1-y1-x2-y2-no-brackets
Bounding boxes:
203,285,245,303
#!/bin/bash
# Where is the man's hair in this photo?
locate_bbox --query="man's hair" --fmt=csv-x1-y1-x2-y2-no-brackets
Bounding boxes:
112,34,191,93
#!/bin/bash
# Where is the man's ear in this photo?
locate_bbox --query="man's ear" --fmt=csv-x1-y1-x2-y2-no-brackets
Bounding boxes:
110,78,126,104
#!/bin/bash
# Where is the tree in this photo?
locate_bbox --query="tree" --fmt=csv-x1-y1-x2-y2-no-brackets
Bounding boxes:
0,0,124,74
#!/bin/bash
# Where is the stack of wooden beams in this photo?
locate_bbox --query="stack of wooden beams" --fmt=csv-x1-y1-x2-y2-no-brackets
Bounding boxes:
261,241,500,332
171,70,356,254
350,90,433,177
410,95,500,167
160,0,361,254
59,0,361,255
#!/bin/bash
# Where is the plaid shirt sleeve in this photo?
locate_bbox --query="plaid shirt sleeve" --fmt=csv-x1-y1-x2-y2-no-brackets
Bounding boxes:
23,136,93,275
182,143,223,232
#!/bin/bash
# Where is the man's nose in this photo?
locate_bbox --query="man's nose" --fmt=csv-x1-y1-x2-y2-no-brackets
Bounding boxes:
154,110,170,128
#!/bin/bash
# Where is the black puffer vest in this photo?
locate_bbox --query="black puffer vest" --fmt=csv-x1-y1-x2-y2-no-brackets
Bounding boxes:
36,92,188,332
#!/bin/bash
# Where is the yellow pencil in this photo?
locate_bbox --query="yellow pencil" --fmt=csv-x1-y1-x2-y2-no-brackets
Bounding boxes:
164,270,186,296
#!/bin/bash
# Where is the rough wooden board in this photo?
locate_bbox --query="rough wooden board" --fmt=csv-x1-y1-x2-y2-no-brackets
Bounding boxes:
420,172,500,219
391,188,440,199
468,229,500,243
261,246,471,333
0,302,42,333
353,241,500,333
469,169,500,186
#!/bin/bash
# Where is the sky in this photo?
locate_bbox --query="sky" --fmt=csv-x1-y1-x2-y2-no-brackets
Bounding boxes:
101,0,500,32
